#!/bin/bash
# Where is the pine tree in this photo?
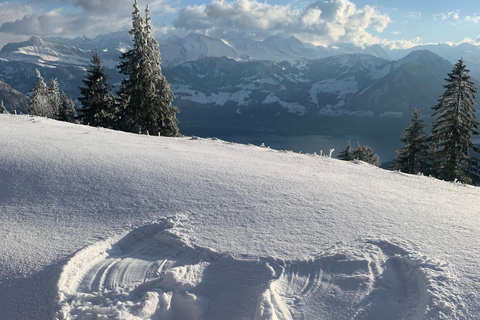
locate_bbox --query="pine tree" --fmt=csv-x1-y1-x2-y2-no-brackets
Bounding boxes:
430,59,479,184
393,108,429,174
338,140,355,161
117,0,147,134
0,100,9,114
58,92,77,123
354,141,380,167
117,1,180,136
47,78,61,119
28,69,52,117
79,49,116,128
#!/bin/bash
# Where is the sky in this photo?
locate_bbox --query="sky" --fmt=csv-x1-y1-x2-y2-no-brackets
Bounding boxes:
0,0,478,50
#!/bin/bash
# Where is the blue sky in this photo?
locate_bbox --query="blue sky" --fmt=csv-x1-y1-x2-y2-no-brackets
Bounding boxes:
0,0,478,49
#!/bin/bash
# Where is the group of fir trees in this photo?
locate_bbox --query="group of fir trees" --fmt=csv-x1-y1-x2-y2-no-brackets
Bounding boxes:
78,0,179,136
393,59,479,185
27,1,179,137
338,140,381,167
28,69,77,123
338,59,478,185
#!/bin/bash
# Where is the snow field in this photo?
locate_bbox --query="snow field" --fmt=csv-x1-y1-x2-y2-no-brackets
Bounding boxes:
1,115,480,319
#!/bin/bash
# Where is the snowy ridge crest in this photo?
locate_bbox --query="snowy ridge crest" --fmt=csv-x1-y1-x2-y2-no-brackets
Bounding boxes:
55,219,465,320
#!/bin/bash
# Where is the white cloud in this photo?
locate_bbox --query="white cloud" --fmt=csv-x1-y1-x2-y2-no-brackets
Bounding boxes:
0,10,131,38
382,36,422,50
0,2,35,25
0,0,175,39
433,11,458,22
173,0,391,47
456,35,480,46
407,12,421,20
72,0,132,14
432,10,480,24
464,15,480,23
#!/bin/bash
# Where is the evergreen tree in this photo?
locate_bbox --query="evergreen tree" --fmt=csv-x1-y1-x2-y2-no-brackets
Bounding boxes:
117,1,180,136
393,108,429,174
28,69,52,117
59,92,78,123
354,141,380,167
430,59,479,184
79,49,116,128
47,78,61,119
0,101,9,114
117,0,146,134
338,140,355,161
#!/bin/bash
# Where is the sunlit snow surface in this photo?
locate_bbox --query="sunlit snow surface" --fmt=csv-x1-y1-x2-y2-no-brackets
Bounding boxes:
1,115,480,320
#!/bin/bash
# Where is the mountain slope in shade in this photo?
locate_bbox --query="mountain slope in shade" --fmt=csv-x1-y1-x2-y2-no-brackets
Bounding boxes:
0,80,28,113
0,43,453,133
164,51,453,119
389,43,480,80
351,50,454,114
0,59,121,100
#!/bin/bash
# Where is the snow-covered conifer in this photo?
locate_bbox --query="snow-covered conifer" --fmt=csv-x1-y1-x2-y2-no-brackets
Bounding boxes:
393,108,429,174
47,78,61,119
28,69,52,117
338,140,355,161
79,49,116,128
354,141,380,167
117,1,180,136
430,59,479,184
0,101,8,114
59,92,78,123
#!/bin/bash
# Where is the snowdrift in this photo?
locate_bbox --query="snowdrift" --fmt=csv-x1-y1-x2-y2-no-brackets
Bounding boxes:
0,115,480,320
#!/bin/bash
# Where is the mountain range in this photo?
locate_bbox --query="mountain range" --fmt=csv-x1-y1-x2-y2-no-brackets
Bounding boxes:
0,32,477,137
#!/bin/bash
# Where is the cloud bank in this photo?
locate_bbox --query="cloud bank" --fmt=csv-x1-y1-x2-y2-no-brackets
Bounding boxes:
0,0,173,38
174,0,391,47
433,10,480,25
0,0,390,48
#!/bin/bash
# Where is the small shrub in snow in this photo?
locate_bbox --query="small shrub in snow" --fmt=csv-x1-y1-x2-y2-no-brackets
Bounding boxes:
0,101,9,114
338,140,380,166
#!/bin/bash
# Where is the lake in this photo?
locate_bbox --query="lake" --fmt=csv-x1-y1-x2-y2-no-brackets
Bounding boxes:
184,131,403,165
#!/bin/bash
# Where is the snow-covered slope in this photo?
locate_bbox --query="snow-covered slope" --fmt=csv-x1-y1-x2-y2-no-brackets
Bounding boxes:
0,36,92,67
0,33,133,69
1,115,480,319
159,33,240,68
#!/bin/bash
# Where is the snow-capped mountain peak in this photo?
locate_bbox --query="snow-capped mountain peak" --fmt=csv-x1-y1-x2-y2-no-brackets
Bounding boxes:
158,33,239,67
0,36,91,66
0,32,395,70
